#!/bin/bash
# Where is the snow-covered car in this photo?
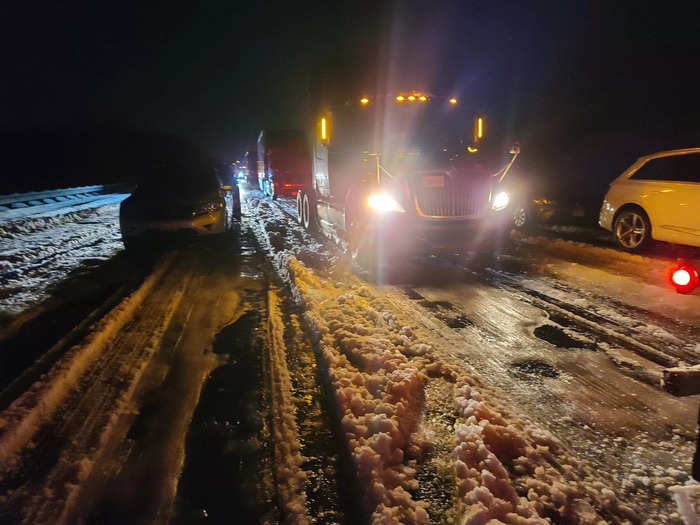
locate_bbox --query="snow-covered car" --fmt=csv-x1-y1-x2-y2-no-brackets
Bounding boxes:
599,148,700,251
120,161,231,249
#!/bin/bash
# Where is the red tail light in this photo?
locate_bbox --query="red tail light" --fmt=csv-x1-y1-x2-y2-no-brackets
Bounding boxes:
668,260,699,294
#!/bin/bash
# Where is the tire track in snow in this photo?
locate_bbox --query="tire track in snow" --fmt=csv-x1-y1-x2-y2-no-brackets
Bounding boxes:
0,253,184,523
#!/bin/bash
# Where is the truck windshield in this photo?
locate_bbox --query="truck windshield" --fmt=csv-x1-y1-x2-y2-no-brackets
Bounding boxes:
330,103,512,174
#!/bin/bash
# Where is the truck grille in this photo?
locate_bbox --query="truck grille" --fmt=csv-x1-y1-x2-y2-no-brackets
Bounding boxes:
414,176,487,217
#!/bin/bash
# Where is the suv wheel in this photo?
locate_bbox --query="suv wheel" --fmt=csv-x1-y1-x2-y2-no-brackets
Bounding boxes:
614,208,651,251
512,206,528,229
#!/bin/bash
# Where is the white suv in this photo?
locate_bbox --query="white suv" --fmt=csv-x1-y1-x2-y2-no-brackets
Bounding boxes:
599,148,700,251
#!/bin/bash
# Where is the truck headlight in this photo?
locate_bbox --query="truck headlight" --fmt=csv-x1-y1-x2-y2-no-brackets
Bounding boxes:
367,193,405,213
491,191,509,211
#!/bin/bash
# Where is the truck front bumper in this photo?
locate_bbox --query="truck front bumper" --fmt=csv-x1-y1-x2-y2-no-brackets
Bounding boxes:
365,211,512,254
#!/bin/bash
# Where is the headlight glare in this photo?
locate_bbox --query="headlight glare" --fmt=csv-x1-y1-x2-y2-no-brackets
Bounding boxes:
491,191,509,211
367,193,405,213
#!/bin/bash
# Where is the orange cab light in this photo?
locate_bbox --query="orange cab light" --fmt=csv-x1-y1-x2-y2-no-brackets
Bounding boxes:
360,96,370,105
395,95,405,102
407,95,416,101
418,95,427,102
476,117,484,139
449,97,458,105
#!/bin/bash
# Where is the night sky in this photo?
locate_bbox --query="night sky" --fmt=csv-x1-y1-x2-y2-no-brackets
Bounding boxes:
2,1,699,196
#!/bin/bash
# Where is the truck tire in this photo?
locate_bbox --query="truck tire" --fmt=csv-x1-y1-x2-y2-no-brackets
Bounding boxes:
301,191,317,232
351,230,392,283
346,206,380,278
472,226,511,260
296,190,304,225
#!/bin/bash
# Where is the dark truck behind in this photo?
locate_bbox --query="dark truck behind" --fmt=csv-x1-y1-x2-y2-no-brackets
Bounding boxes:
256,129,311,199
294,92,521,271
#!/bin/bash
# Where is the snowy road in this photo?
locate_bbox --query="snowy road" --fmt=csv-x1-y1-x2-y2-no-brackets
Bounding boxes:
1,187,699,524
252,192,700,523
0,228,351,524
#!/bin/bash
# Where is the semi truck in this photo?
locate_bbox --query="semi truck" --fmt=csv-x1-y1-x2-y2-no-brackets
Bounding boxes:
256,129,311,199
294,92,521,270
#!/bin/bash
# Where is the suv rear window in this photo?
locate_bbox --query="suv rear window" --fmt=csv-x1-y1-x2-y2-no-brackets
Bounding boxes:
631,153,700,183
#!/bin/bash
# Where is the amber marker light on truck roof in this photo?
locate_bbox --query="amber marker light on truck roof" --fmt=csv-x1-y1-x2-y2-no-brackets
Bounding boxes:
449,97,458,105
395,95,405,102
407,95,416,102
418,95,427,102
360,96,370,105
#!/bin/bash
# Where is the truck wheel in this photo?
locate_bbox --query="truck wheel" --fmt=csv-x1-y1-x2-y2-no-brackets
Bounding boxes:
473,226,511,259
350,233,381,280
301,192,317,231
296,190,304,225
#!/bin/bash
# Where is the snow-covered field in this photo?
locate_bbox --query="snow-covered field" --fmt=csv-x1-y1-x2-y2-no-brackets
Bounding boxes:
0,201,126,316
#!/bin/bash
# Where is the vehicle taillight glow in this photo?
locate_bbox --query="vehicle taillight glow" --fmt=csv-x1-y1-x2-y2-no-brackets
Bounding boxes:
668,260,698,294
672,269,691,286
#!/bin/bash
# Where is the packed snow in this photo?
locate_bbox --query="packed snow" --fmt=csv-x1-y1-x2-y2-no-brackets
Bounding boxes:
246,192,650,523
0,255,174,469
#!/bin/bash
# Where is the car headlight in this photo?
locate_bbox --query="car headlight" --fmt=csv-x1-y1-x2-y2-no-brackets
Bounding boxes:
192,200,224,217
491,191,509,211
367,193,405,213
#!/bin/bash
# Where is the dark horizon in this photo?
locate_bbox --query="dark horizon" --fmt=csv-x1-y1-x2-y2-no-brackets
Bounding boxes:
2,1,699,196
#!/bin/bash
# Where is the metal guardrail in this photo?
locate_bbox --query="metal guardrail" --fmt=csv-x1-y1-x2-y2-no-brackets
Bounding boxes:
0,184,134,220
0,185,124,207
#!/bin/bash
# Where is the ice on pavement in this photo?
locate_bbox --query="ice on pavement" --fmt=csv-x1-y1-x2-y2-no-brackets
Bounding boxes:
516,233,700,325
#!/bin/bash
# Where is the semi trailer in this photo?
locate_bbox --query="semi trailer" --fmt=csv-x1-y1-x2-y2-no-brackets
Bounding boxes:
256,129,311,199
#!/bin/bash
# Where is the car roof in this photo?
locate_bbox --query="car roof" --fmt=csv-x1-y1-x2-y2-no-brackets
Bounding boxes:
639,147,700,162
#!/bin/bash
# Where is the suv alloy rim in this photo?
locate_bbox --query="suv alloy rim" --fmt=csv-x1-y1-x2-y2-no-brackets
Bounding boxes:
615,211,646,248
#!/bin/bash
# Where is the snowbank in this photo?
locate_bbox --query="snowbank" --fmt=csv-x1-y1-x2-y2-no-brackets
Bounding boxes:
268,288,311,524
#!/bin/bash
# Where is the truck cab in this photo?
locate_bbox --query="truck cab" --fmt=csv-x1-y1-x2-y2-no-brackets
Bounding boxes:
296,93,519,266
